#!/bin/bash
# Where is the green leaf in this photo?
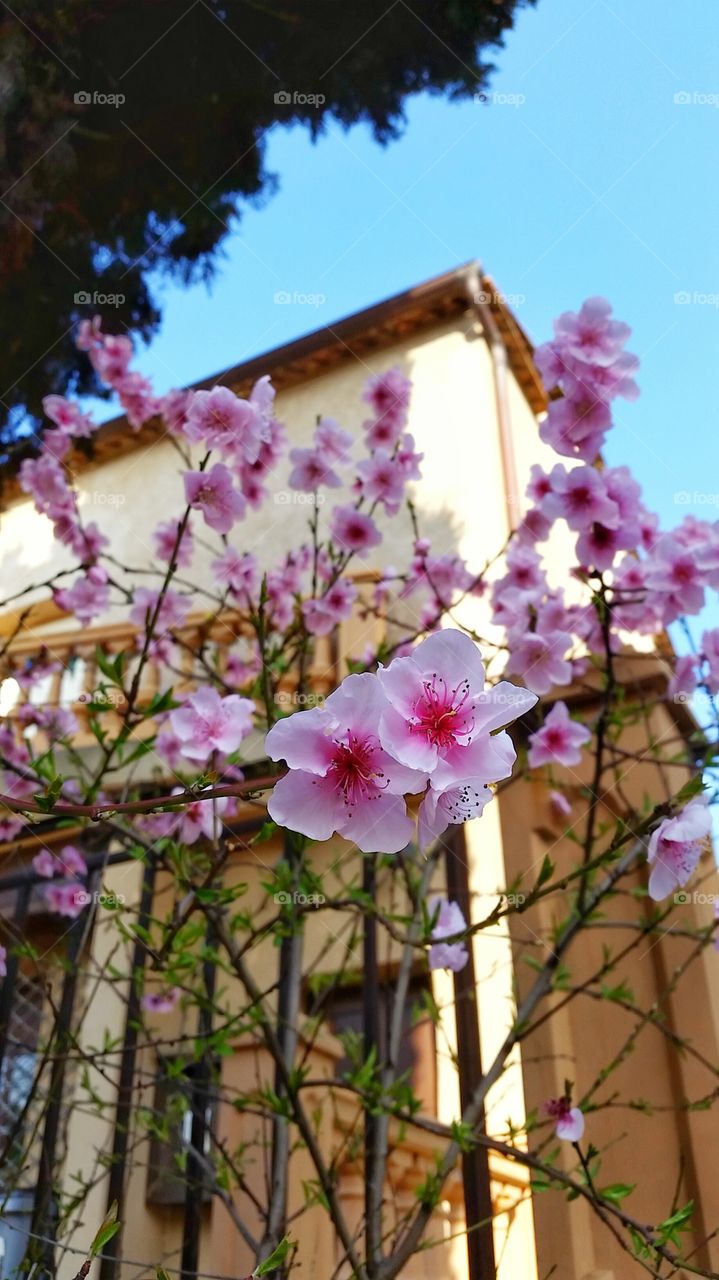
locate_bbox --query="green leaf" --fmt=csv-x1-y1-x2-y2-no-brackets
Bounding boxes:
90,1201,120,1257
253,820,279,844
95,647,126,686
600,1182,635,1205
537,854,554,887
254,1237,292,1276
657,1200,694,1247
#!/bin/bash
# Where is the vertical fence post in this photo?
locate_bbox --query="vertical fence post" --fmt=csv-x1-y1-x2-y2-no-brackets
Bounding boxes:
99,856,157,1280
25,901,90,1279
363,852,381,1276
445,827,496,1280
180,925,217,1280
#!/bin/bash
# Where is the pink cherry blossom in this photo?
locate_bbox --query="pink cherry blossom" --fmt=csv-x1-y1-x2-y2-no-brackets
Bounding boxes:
505,630,573,696
302,579,357,636
184,464,246,534
540,387,610,463
116,372,159,430
152,519,194,568
154,729,186,771
288,447,342,491
68,521,109,563
395,433,423,480
0,945,6,978
225,647,262,687
57,845,87,876
43,395,94,438
502,543,545,594
544,1097,585,1143
130,587,190,633
404,552,473,606
363,367,411,445
646,796,712,901
528,701,591,768
211,548,258,598
75,316,102,351
701,629,719,694
417,778,495,851
549,789,573,818
314,417,353,464
329,506,382,558
141,988,181,1014
265,673,427,854
145,789,230,844
377,630,536,787
45,883,88,918
646,537,708,619
249,374,276,428
575,521,627,574
34,706,79,740
543,464,618,532
526,464,554,506
185,386,264,462
667,654,698,704
33,845,87,879
170,686,254,762
356,450,406,514
32,849,57,878
90,333,133,385
427,898,469,972
555,297,631,367
41,430,72,461
251,415,287,474
55,566,110,626
160,388,192,437
517,508,552,544
19,454,75,518
176,793,230,843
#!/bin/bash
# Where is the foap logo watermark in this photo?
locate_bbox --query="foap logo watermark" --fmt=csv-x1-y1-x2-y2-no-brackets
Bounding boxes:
275,689,326,709
75,290,125,308
274,90,325,107
501,892,527,908
89,490,126,506
74,90,126,108
474,288,526,308
274,290,326,307
674,490,719,507
274,890,326,907
674,890,719,905
78,688,126,709
76,889,127,908
673,90,719,107
273,490,325,505
674,290,719,307
475,89,526,107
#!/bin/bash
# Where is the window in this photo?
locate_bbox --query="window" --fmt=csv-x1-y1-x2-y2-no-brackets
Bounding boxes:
316,976,436,1113
0,972,45,1184
146,1058,218,1206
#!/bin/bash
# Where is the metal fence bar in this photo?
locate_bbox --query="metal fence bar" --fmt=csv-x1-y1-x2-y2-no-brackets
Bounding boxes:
445,827,496,1280
99,855,158,1280
0,880,32,1087
24,891,93,1279
180,925,217,1280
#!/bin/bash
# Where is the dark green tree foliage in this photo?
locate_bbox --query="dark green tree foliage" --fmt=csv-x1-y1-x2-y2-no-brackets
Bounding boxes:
0,0,534,442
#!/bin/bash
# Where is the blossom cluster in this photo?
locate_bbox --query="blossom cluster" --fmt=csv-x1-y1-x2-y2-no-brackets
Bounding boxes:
535,296,638,461
4,294,718,924
265,629,536,853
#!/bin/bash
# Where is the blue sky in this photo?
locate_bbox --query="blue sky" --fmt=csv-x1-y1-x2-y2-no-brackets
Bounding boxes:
127,0,718,638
